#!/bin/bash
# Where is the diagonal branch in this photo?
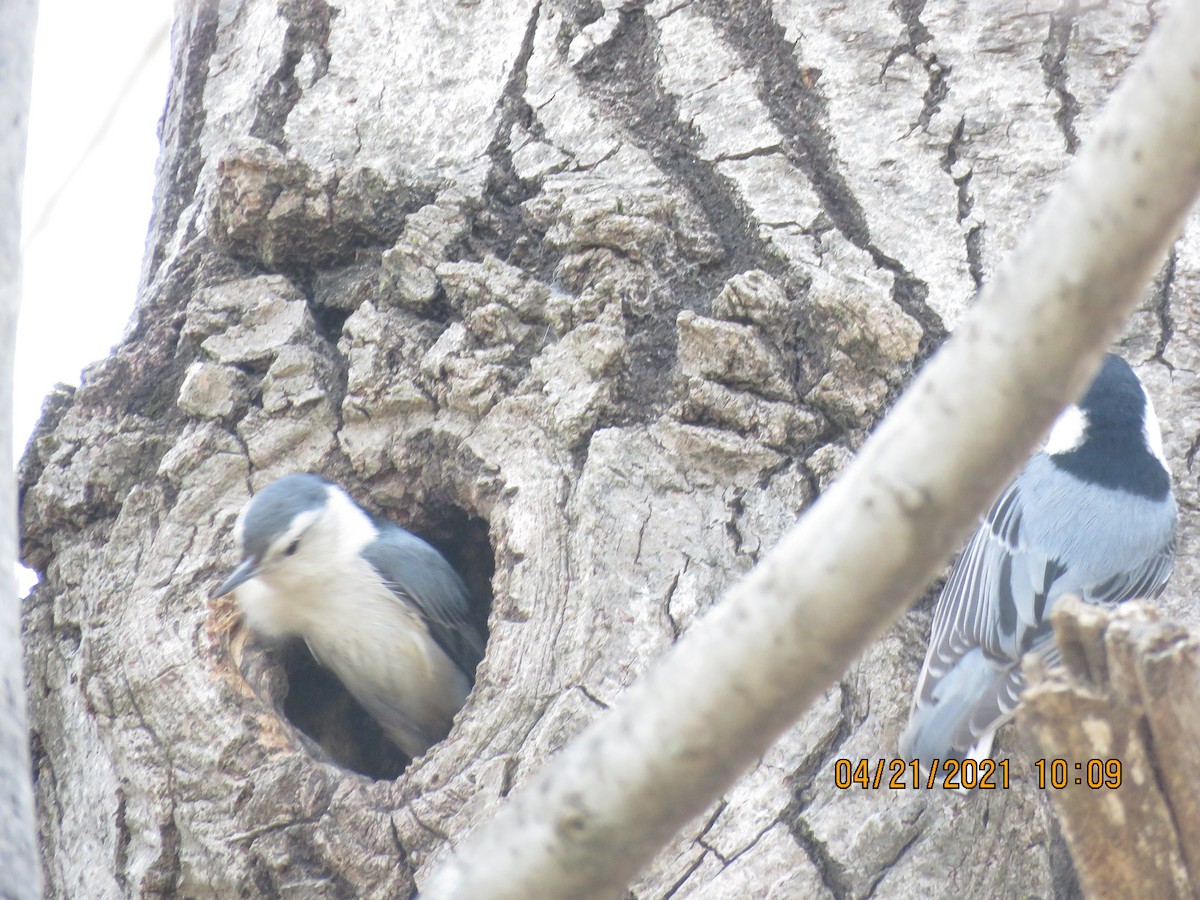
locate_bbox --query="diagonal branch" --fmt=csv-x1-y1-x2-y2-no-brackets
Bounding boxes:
424,2,1200,897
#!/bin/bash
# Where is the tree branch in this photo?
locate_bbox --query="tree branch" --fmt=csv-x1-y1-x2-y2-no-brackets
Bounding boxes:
419,2,1200,895
0,0,42,896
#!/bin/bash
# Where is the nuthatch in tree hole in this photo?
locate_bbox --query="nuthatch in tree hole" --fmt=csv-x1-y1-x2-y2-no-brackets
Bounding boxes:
901,354,1176,764
214,474,484,759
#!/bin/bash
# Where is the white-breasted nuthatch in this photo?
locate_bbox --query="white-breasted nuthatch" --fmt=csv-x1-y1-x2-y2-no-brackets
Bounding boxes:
213,474,484,760
900,353,1177,764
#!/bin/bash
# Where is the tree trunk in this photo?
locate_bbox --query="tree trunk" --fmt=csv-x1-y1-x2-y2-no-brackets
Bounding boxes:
18,0,1200,897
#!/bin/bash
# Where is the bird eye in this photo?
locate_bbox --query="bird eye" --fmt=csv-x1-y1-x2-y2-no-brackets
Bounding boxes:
284,539,300,557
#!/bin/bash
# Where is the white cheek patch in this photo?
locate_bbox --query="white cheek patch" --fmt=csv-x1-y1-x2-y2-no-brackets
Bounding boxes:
1044,404,1088,455
271,508,322,557
324,485,379,556
1142,391,1168,465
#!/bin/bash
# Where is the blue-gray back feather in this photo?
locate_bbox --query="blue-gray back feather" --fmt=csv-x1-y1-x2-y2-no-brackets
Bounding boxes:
902,453,1176,762
361,525,486,681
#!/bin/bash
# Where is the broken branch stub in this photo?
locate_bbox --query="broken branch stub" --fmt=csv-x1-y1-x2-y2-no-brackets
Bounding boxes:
1020,598,1200,899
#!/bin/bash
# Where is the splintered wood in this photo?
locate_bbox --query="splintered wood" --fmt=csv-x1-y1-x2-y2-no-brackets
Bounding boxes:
1020,597,1200,899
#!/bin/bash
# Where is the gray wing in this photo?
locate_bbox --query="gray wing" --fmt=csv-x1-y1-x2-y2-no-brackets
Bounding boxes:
1075,540,1175,608
902,478,1173,762
918,481,1052,698
361,526,486,680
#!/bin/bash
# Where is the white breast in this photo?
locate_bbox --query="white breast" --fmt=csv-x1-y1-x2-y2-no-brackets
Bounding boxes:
238,556,470,758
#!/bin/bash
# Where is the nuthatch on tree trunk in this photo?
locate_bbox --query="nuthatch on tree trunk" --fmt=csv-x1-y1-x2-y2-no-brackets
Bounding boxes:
214,474,483,759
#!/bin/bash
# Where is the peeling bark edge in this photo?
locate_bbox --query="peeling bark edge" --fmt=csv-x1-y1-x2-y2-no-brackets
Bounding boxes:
1020,597,1200,900
0,0,42,897
422,3,1200,898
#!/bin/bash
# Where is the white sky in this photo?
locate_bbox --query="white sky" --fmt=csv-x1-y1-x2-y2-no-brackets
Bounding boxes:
17,1,172,589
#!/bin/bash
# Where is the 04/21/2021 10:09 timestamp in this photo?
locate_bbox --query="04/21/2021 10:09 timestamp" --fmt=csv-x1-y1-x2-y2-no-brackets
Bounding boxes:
833,758,1124,790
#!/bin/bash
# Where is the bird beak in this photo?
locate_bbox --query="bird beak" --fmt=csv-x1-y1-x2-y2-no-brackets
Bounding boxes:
212,557,261,599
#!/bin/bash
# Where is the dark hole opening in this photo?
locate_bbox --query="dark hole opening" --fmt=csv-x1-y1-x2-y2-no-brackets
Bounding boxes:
271,507,495,780
280,640,407,779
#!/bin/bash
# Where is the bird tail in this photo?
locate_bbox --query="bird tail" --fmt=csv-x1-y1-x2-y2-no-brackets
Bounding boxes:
898,647,1018,766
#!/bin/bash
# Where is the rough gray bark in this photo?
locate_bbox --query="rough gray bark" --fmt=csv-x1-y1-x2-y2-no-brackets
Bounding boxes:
16,0,1200,898
1,0,41,896
1021,599,1200,900
426,1,1200,892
